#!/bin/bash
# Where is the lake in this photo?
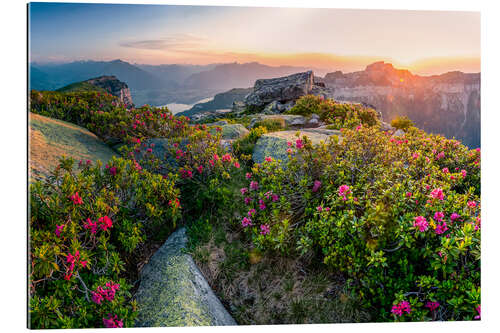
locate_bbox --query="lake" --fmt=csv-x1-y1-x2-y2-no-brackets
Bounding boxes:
161,97,213,114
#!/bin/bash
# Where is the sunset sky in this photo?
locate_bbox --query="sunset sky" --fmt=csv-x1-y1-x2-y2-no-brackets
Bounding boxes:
29,3,480,75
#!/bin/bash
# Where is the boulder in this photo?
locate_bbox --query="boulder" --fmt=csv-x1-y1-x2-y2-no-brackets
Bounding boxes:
85,76,133,106
29,112,116,180
244,71,314,107
249,114,307,129
209,124,249,140
231,101,246,114
252,128,341,163
135,228,236,327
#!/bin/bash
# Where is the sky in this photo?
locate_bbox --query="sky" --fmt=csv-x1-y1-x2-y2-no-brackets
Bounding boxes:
28,2,480,75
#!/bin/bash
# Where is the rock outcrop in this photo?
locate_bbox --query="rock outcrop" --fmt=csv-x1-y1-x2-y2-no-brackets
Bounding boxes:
135,227,236,327
29,112,116,180
252,128,341,163
85,76,134,106
180,88,252,117
321,62,480,147
244,71,315,107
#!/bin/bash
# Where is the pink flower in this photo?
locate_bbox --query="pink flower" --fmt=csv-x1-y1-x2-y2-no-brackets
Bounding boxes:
295,139,304,149
317,206,323,212
222,153,232,162
391,301,411,316
271,194,279,202
265,156,273,162
245,172,252,179
250,181,259,190
84,218,98,234
467,200,477,208
69,192,83,205
435,222,448,235
258,199,266,210
442,167,449,173
474,305,481,320
412,152,419,159
244,197,252,205
197,165,203,174
98,216,113,231
430,188,445,200
414,216,429,232
406,192,412,198
241,217,252,227
260,224,270,235
233,161,240,168
436,151,445,160
103,314,123,328
425,301,440,311
55,224,64,238
213,153,220,161
109,166,117,176
312,180,321,193
355,125,362,131
338,185,351,201
461,169,467,178
450,213,460,221
248,208,256,217
287,148,293,154
287,141,292,147
434,211,444,222
240,187,248,195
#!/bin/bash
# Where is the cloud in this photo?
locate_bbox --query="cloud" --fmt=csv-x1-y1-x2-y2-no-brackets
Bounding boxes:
119,34,205,51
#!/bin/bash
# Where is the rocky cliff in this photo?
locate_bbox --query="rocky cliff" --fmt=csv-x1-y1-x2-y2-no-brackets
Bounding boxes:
321,62,480,147
85,76,134,106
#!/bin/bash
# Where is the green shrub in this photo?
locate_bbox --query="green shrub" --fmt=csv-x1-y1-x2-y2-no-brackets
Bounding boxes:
286,95,379,129
29,156,181,328
237,126,480,321
232,126,268,165
391,115,414,130
253,118,285,132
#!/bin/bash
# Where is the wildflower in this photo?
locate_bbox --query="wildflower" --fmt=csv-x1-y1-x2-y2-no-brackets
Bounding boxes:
265,156,273,162
434,211,444,222
245,172,252,179
406,192,412,198
295,139,304,149
259,199,266,210
414,216,429,232
233,161,240,168
250,181,259,190
146,148,152,153
103,314,123,328
86,160,92,166
442,167,449,173
241,217,252,227
435,222,448,235
355,125,362,131
240,187,248,195
287,141,292,147
260,224,270,235
197,165,203,174
312,180,321,193
271,194,279,202
467,200,477,208
391,301,411,316
425,301,440,311
222,154,232,162
248,208,256,217
84,218,98,234
109,166,117,176
287,148,293,154
474,305,481,319
213,153,220,161
430,188,445,200
338,185,351,201
92,291,104,305
55,224,64,238
244,197,253,205
450,213,460,221
98,216,113,231
69,192,83,205
317,206,323,212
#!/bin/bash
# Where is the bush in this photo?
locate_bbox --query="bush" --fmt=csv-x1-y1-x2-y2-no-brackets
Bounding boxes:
287,95,379,129
29,156,181,328
236,126,480,321
232,126,268,166
30,90,190,145
391,116,414,130
253,118,286,132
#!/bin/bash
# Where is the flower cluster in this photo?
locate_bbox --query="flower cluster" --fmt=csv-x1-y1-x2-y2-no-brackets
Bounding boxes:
91,282,120,305
391,301,411,316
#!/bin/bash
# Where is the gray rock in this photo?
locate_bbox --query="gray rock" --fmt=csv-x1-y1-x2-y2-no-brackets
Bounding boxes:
263,101,284,114
393,129,405,137
244,71,314,107
232,101,246,114
214,124,249,140
135,228,236,327
252,129,341,163
380,121,395,131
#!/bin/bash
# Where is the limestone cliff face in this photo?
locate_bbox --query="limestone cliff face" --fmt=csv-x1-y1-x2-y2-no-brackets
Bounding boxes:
322,62,480,147
85,76,134,106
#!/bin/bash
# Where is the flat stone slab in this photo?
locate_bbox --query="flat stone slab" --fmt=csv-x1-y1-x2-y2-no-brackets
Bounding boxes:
252,129,341,163
135,228,236,327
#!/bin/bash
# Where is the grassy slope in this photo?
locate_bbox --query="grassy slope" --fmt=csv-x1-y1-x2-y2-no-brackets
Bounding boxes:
29,112,116,180
56,81,108,93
